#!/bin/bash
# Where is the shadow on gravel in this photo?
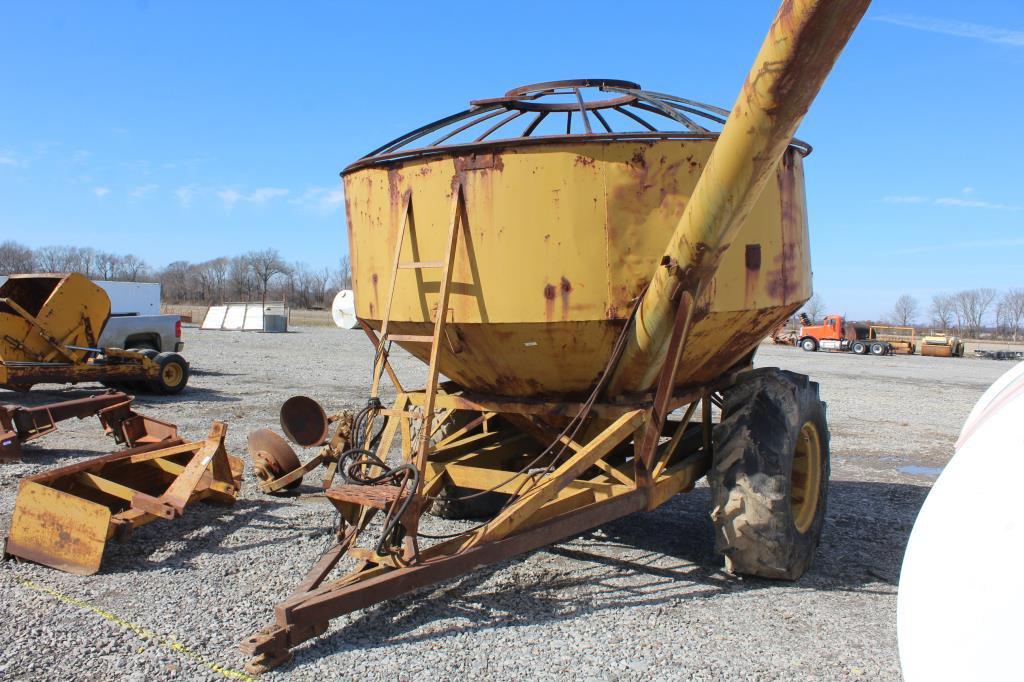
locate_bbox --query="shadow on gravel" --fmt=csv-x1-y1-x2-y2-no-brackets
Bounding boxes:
189,368,241,378
0,384,241,406
101,498,296,573
287,478,930,669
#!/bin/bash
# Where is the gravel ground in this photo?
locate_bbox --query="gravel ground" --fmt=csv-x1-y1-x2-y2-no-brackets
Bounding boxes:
0,327,1010,680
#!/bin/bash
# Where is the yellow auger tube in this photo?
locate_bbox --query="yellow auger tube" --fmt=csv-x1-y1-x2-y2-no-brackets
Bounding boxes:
608,0,871,394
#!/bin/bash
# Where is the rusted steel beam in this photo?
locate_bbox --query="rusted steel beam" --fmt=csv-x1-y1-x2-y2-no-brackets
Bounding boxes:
273,489,646,633
608,0,871,394
1,390,176,461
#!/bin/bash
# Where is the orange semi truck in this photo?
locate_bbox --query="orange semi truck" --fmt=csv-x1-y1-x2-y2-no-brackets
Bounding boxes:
798,314,915,356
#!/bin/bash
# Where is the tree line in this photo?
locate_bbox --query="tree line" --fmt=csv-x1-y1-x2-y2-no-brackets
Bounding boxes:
0,240,352,309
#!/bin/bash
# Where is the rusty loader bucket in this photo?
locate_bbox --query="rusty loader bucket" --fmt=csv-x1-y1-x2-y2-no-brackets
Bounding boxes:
4,421,242,575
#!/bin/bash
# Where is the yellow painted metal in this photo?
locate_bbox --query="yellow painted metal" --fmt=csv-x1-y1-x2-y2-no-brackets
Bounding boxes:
5,425,244,575
792,419,823,534
0,273,110,364
6,480,112,576
345,140,810,397
609,0,871,392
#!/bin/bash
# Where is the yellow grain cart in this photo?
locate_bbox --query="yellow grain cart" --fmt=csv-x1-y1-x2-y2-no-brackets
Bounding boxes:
0,273,188,393
242,0,870,671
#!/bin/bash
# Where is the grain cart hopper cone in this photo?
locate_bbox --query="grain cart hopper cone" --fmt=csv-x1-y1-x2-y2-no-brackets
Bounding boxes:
4,421,242,575
0,273,189,393
247,396,355,493
240,0,869,672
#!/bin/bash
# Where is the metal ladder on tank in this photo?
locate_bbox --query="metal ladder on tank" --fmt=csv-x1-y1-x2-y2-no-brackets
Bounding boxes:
368,180,469,489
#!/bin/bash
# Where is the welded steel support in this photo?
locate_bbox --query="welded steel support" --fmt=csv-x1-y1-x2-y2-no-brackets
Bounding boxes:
608,0,871,394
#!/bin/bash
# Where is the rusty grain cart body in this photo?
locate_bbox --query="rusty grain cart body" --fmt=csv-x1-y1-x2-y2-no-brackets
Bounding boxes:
0,273,188,393
242,0,870,671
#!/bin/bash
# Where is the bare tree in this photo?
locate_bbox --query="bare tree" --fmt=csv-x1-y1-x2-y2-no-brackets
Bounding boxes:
95,251,119,280
952,288,998,338
999,288,1024,342
801,293,825,324
117,254,148,281
159,261,192,303
311,266,331,307
35,245,71,272
888,294,919,326
330,255,353,292
929,294,954,331
228,256,255,301
247,248,290,306
0,240,36,275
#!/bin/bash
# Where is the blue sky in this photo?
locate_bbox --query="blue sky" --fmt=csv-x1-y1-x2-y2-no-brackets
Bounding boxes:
1,1,1021,319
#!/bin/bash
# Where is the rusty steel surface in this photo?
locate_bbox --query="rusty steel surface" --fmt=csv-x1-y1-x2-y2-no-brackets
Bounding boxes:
4,422,243,575
248,427,303,490
348,78,811,173
345,137,809,398
0,390,177,461
280,395,329,447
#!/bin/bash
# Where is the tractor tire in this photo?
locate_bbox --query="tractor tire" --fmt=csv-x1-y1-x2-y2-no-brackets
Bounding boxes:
430,485,507,521
130,347,159,360
709,368,830,580
426,409,507,520
149,352,190,394
851,341,867,355
870,342,886,356
127,348,160,391
800,338,817,352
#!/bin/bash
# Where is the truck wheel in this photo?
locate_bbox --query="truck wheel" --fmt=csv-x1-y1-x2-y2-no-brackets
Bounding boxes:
149,352,189,394
800,338,817,352
870,342,886,356
851,341,867,355
710,368,830,580
426,409,508,520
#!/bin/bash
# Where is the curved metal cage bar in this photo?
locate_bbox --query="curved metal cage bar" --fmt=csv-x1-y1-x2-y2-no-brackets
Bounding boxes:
348,79,811,172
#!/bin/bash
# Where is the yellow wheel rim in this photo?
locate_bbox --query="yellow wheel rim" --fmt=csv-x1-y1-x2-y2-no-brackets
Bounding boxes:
791,420,822,534
162,363,183,388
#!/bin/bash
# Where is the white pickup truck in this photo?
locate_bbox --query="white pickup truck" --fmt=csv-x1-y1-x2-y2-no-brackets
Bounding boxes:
0,276,183,354
94,281,185,354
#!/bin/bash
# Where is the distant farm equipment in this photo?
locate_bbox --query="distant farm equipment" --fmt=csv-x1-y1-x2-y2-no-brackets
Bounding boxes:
920,334,965,358
798,314,915,356
0,274,189,393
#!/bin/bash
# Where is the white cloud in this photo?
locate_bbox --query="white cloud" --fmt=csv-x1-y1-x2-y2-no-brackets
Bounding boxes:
217,188,242,208
247,187,289,203
883,193,1022,211
92,186,110,197
0,152,17,166
130,183,159,198
216,186,289,208
883,195,928,204
934,197,1022,211
175,185,198,207
874,15,1024,47
291,186,344,211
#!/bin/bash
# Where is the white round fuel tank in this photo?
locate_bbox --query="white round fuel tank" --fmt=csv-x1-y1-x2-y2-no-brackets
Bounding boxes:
331,290,359,329
898,361,1024,680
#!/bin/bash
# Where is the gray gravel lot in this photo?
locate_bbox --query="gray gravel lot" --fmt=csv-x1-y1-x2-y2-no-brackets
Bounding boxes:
0,326,1010,680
